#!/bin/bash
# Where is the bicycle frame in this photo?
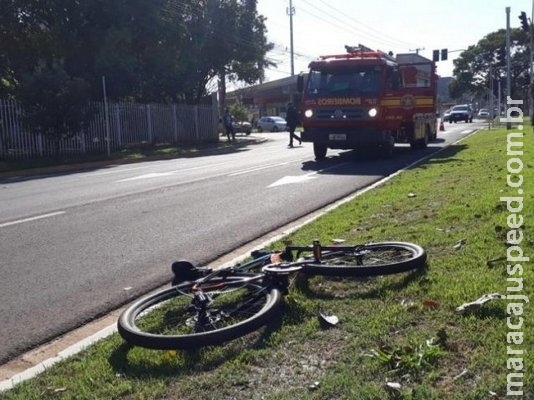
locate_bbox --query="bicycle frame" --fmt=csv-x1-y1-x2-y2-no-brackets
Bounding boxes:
187,241,372,283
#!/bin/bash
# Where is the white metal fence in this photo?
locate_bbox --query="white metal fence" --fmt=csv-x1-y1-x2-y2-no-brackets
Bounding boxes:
0,96,219,161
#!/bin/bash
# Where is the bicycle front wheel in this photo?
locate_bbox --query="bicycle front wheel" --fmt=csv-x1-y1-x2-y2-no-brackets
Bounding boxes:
301,242,426,277
117,276,283,350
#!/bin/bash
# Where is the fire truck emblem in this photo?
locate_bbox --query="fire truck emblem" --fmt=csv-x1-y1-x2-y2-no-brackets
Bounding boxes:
401,94,415,109
333,109,344,119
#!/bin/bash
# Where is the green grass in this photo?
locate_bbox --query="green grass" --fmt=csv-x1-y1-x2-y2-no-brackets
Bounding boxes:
1,127,533,400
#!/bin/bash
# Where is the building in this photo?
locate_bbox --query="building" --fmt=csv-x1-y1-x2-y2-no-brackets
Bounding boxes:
226,75,300,121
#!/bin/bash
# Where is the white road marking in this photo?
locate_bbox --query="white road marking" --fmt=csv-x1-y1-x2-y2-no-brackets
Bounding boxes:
267,161,351,188
268,174,317,187
94,161,230,180
116,171,177,182
0,211,66,228
229,162,291,176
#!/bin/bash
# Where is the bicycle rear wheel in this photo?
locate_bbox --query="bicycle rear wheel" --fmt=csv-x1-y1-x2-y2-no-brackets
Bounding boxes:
117,276,282,350
301,242,426,277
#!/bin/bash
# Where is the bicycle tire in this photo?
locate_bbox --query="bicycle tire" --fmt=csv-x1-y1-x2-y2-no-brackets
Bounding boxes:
301,242,426,277
117,276,282,350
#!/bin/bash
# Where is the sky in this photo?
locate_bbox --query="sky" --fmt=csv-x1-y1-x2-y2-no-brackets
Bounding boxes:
255,0,533,83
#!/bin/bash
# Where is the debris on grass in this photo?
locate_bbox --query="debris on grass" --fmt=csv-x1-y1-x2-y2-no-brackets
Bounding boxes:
453,239,467,250
385,381,402,391
399,298,440,311
331,238,345,244
317,311,339,328
486,256,507,267
455,293,503,313
453,369,468,380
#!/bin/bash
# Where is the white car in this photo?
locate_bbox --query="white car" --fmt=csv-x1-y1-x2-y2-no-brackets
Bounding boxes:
477,108,490,119
257,116,287,132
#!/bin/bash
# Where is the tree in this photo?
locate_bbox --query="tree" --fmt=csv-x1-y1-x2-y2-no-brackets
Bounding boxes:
0,0,274,104
17,65,94,158
218,0,275,110
450,28,529,104
228,102,249,122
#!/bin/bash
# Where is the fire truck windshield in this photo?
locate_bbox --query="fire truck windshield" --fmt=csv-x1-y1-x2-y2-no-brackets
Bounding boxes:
305,66,383,97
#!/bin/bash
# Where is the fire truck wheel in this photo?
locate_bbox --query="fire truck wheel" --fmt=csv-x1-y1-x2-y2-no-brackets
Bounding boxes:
411,130,429,149
314,143,327,161
418,130,429,148
382,143,394,158
381,137,394,158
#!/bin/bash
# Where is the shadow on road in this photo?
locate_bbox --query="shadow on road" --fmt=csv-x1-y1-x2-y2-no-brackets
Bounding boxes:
300,142,469,177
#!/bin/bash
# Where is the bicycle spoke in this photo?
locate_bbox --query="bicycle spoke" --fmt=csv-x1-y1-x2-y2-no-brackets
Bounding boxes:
301,242,426,277
133,283,269,337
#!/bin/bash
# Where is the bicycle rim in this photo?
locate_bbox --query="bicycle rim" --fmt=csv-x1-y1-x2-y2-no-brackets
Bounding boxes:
301,242,426,277
117,276,282,350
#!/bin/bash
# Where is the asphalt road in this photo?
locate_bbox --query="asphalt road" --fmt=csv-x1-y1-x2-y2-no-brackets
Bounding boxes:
0,121,484,364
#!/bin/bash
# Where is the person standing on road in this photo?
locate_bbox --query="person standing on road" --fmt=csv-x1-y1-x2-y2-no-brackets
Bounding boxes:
223,108,235,142
286,102,301,148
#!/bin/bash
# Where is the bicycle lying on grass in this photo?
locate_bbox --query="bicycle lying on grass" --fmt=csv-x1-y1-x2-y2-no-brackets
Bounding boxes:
117,240,426,350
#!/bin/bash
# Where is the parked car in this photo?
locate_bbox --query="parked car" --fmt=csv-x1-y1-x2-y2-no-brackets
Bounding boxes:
449,104,474,123
442,108,452,122
477,108,490,119
257,116,287,132
233,120,252,135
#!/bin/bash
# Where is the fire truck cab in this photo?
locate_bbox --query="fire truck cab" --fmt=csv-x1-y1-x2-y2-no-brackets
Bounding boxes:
297,45,438,160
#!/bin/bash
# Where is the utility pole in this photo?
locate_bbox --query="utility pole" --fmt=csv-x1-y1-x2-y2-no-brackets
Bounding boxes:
287,0,295,76
506,6,512,129
519,4,534,119
489,65,494,129
498,78,502,121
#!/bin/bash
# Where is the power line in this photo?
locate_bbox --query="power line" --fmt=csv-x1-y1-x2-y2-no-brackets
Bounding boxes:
296,0,418,52
272,43,315,60
315,0,416,49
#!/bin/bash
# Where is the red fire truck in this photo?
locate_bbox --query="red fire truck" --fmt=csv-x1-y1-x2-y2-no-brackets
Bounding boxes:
296,45,438,160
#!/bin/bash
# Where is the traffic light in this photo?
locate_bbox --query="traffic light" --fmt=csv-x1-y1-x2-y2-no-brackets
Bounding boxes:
432,49,439,62
441,49,448,61
519,11,529,32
